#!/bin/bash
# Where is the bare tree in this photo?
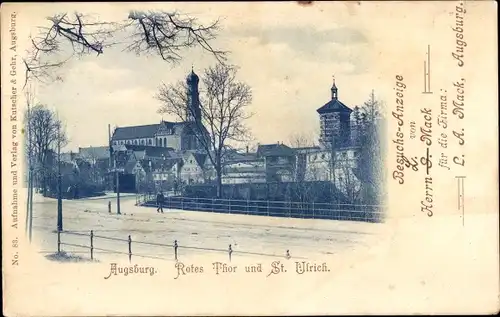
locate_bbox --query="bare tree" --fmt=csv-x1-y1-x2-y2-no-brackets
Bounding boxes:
24,11,228,88
287,131,316,149
25,104,68,196
336,154,362,204
156,64,253,198
352,90,386,205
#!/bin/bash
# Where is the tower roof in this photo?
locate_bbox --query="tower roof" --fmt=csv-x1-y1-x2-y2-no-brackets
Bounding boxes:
186,68,199,83
316,99,352,114
317,76,351,114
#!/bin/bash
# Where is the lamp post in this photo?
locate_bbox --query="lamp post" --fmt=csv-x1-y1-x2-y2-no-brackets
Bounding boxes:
115,155,121,215
57,123,63,232
161,154,166,193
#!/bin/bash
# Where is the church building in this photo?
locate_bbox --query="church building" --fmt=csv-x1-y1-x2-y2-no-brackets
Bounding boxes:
111,69,207,152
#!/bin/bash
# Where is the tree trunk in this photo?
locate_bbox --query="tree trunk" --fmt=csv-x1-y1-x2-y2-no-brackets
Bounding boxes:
216,167,223,198
42,173,47,197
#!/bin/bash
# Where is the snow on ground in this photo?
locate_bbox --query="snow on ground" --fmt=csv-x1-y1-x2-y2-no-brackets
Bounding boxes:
32,193,383,263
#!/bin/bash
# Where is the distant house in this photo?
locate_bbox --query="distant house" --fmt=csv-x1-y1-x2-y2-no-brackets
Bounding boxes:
293,146,321,182
256,143,297,182
222,153,266,184
180,151,209,184
152,159,182,190
126,145,175,162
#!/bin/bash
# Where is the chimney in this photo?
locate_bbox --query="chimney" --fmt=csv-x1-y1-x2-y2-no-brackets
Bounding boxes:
246,146,249,154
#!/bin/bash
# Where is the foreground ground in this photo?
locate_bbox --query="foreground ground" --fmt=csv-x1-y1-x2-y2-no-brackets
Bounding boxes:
7,193,497,315
31,193,383,263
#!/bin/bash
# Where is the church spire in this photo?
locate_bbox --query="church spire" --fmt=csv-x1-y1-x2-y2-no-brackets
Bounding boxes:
186,68,201,122
331,75,338,100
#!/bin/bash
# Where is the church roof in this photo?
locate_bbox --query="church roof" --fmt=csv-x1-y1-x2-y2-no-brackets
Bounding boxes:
316,99,352,114
112,124,160,140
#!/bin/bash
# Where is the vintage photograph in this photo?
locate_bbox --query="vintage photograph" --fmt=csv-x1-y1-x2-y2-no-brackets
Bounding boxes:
2,2,498,316
20,2,386,264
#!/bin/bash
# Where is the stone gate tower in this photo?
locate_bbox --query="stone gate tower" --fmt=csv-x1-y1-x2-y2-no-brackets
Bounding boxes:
316,78,352,149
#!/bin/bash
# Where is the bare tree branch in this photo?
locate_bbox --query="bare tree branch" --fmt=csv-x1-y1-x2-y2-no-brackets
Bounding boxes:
155,64,252,197
23,11,228,89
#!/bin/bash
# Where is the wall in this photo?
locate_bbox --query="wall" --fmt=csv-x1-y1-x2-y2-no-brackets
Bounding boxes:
113,137,155,146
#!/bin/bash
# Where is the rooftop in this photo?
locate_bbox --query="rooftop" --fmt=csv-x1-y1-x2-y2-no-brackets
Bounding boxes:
112,124,160,140
257,143,295,157
316,99,352,114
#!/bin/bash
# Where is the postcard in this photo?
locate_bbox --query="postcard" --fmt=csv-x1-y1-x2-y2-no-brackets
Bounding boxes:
1,1,498,316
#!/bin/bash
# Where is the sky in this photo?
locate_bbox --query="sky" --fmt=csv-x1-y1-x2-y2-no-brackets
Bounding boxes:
10,1,497,159
14,2,383,152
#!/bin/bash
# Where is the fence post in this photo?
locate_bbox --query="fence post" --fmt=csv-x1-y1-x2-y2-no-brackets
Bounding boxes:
57,230,61,253
174,240,178,261
108,201,111,213
128,235,132,263
90,230,94,260
228,244,233,262
228,198,231,214
211,198,214,212
246,199,249,214
312,202,315,219
267,200,270,217
181,197,184,210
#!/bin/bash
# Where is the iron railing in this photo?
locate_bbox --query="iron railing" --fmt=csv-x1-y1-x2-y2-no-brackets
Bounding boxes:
136,194,384,223
56,230,296,263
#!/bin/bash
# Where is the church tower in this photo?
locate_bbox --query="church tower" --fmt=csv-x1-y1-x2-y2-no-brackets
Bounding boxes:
316,77,352,149
186,68,202,123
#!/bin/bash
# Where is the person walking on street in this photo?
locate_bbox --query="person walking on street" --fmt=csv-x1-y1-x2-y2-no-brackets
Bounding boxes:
156,191,164,213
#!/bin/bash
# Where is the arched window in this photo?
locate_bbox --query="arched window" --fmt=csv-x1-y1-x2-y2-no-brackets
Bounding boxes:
159,138,163,147
163,138,167,147
134,140,138,145
148,139,152,145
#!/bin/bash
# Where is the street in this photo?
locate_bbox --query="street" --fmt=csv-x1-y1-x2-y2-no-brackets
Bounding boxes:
31,193,382,263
